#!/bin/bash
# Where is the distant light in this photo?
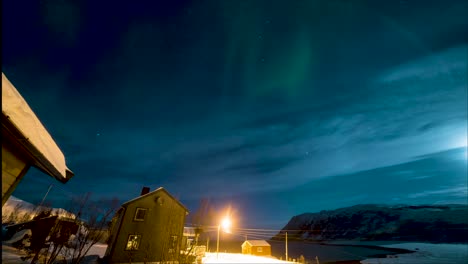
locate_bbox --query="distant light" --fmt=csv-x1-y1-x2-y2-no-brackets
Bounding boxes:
453,130,467,147
459,136,467,147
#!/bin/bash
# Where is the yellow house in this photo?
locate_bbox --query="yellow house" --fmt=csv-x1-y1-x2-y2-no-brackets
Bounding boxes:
241,240,272,256
2,73,74,206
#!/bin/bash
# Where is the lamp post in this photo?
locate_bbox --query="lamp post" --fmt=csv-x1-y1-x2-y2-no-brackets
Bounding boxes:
217,217,231,259
216,225,220,259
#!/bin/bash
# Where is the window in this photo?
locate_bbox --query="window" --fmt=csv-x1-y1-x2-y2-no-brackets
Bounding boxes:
169,235,178,253
134,208,147,221
257,247,263,253
126,234,141,250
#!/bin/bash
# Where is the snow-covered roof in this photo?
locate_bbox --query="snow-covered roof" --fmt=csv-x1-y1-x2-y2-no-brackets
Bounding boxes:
183,226,197,236
121,187,188,212
2,73,73,182
243,240,271,247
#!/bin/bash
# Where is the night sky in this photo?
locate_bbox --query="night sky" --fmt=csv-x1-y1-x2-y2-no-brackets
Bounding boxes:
3,0,467,229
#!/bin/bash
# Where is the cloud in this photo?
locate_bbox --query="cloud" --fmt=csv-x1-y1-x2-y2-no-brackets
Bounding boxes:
238,46,466,185
100,43,468,199
223,155,305,175
39,44,464,204
407,175,433,181
408,185,468,199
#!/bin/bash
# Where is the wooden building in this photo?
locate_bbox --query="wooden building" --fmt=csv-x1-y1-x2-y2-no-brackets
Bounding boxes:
2,73,74,206
104,187,188,264
241,240,271,256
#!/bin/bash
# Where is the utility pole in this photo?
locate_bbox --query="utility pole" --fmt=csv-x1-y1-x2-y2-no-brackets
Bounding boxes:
38,184,53,208
285,231,288,261
216,225,220,259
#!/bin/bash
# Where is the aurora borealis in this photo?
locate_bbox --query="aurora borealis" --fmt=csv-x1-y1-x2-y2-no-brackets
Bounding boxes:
3,0,467,228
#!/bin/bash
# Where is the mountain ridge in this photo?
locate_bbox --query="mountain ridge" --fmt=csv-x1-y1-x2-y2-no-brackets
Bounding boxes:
2,196,75,224
275,204,468,243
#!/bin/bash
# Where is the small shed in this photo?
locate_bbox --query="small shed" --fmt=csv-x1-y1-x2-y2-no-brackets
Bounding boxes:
241,240,271,256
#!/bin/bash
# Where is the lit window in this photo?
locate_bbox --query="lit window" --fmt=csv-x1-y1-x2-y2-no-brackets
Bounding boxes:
134,208,147,221
126,234,141,250
257,247,263,252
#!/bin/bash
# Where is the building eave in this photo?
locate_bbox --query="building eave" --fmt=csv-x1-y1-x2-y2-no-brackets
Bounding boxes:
2,114,74,183
2,73,74,183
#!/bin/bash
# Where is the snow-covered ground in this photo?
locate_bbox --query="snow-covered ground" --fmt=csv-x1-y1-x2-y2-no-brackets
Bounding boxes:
84,243,107,258
361,243,468,264
2,243,294,264
1,242,107,264
4,241,467,264
2,244,30,264
203,252,295,263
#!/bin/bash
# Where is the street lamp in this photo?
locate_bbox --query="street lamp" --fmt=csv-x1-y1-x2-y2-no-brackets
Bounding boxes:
217,217,231,259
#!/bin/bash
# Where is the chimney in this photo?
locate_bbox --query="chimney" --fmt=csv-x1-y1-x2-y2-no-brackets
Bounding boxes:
141,187,150,196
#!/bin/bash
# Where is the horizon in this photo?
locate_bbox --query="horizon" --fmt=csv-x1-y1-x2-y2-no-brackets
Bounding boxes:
3,0,467,230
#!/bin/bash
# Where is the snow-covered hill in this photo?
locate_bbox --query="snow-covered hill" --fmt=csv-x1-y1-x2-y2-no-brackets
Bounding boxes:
2,196,75,223
275,204,468,243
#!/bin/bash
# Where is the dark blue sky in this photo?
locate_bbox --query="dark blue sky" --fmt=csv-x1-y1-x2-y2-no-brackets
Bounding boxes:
3,0,467,229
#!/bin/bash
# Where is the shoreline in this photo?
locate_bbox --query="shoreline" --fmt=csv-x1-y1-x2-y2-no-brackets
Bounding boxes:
320,242,415,254
269,240,468,263
311,242,415,264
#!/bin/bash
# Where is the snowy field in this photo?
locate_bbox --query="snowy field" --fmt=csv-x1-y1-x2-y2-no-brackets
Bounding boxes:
3,241,467,264
203,252,294,263
360,243,468,264
1,242,106,264
2,244,293,264
2,244,30,264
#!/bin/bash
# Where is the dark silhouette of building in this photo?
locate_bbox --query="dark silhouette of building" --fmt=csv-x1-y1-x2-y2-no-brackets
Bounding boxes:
105,187,188,263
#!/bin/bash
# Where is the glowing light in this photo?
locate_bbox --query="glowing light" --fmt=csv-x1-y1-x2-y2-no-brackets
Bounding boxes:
458,135,468,147
451,131,467,160
221,217,232,232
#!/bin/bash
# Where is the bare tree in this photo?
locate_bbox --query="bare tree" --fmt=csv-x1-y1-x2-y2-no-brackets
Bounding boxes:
178,239,197,264
188,197,217,248
19,211,33,223
62,193,119,264
2,212,10,223
6,203,24,223
21,210,55,264
189,198,216,228
34,193,119,264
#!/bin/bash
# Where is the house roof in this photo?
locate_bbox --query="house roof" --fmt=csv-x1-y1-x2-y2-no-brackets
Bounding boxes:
243,240,271,247
121,187,189,212
183,227,196,237
2,73,74,183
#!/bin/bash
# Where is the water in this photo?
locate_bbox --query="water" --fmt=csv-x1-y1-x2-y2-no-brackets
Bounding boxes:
270,240,410,263
212,240,413,263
